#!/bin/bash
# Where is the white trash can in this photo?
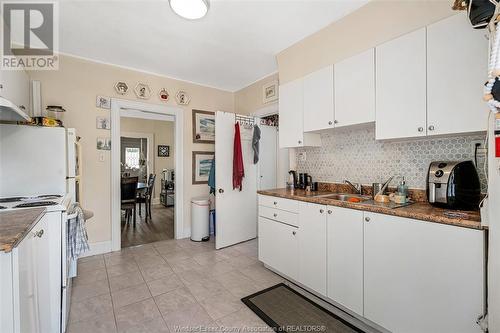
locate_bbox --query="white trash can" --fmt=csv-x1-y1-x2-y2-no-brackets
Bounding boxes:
191,197,210,242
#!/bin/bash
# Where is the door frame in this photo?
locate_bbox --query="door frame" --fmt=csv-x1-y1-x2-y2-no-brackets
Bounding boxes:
120,131,154,181
110,98,184,251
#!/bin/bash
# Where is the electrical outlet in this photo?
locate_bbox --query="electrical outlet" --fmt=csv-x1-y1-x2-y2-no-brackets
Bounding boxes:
298,152,307,162
471,140,487,156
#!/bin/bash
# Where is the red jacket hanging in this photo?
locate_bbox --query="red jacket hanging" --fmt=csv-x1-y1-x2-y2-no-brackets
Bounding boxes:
233,122,245,191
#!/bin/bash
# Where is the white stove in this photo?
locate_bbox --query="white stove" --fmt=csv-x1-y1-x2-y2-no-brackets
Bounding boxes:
0,194,69,212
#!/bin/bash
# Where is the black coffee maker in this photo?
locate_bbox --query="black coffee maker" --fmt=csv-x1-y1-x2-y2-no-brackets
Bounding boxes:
298,173,311,190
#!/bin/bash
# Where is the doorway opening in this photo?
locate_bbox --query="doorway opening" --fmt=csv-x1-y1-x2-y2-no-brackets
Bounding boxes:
111,99,184,252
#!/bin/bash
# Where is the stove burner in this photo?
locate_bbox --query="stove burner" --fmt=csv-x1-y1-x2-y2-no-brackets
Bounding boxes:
14,201,58,208
0,206,6,209
0,197,27,203
37,194,62,198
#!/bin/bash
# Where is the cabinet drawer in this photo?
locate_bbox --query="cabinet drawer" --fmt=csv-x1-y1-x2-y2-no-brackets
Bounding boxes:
258,195,299,213
259,206,299,227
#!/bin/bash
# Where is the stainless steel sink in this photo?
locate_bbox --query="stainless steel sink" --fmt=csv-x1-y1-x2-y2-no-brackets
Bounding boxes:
314,193,372,202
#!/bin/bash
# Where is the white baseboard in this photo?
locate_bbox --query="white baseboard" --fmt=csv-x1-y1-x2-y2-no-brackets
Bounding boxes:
81,241,112,257
181,228,191,239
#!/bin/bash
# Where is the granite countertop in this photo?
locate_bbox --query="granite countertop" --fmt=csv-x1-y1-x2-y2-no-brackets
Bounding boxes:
0,208,46,252
258,188,483,230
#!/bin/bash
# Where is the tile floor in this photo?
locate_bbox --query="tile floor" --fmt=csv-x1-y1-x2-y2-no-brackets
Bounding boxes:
68,238,282,333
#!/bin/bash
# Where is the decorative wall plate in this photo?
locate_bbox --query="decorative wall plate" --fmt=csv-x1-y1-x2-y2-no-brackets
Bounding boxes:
159,88,169,102
134,83,151,99
96,95,111,109
175,90,191,105
114,82,129,95
158,145,170,157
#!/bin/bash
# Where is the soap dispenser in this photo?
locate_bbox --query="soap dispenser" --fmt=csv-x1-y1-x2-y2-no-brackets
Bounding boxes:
397,177,408,197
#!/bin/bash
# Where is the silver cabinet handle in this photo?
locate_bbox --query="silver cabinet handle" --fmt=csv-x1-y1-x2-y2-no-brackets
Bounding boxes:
34,229,44,238
273,201,277,205
298,140,302,144
319,209,324,213
328,121,333,125
273,213,277,218
418,127,424,132
292,231,296,235
428,125,435,131
334,120,338,124
365,217,370,222
0,84,4,89
327,210,332,214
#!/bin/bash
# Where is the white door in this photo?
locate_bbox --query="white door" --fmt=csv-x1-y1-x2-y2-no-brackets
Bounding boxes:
327,206,363,315
334,48,375,127
279,79,304,148
298,202,327,295
215,112,258,249
258,217,298,280
427,13,488,136
303,65,334,132
364,212,484,333
376,28,427,140
258,125,277,190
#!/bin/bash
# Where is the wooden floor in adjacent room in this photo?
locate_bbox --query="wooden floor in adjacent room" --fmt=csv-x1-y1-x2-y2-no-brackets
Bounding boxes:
121,203,174,248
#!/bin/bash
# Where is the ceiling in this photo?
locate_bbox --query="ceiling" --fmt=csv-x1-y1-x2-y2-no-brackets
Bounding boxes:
59,0,368,92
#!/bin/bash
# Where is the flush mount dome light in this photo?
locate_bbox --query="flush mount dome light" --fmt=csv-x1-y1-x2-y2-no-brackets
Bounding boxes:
169,0,209,20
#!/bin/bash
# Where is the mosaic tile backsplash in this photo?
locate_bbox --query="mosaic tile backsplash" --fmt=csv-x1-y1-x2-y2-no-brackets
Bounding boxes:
296,126,488,192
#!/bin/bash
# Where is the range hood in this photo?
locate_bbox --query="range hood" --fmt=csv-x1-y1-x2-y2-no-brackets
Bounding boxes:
0,96,31,121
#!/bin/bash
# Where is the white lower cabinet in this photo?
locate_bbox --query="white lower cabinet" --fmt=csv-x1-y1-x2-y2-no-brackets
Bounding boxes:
298,202,327,295
258,216,298,280
326,206,363,315
363,212,484,333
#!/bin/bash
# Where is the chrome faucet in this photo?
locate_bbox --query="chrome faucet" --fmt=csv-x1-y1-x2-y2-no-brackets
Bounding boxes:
344,180,362,195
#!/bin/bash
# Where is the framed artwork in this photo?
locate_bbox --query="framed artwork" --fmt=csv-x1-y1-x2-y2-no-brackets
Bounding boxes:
114,81,129,95
262,80,278,104
158,145,170,157
96,95,111,109
96,137,111,150
192,151,214,184
192,109,215,143
159,88,169,102
96,116,110,129
134,83,151,99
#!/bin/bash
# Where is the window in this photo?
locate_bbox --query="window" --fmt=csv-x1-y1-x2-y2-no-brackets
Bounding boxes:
125,147,140,169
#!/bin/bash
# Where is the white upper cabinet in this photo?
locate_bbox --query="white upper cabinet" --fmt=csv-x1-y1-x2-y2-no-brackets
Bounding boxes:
298,202,327,295
303,65,334,132
334,49,375,127
427,13,488,136
376,28,427,140
279,79,321,148
0,66,30,117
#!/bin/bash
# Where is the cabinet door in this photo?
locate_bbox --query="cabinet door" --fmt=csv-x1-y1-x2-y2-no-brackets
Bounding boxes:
334,49,375,127
427,13,488,136
376,28,427,140
364,212,484,333
327,207,363,315
303,65,334,132
298,202,327,295
0,67,30,112
258,216,298,280
279,79,304,148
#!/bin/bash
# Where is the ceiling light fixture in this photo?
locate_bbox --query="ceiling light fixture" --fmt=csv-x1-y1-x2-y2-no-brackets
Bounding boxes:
169,0,209,20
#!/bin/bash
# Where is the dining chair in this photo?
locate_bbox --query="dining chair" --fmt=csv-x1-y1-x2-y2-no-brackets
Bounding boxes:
137,174,156,221
121,176,138,226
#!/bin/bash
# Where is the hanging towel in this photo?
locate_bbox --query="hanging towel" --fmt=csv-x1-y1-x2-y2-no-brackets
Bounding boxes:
67,202,90,278
233,122,245,191
252,124,261,164
208,158,216,194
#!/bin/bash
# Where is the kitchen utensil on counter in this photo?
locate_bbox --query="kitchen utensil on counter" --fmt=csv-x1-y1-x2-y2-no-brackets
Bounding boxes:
298,173,309,189
288,170,298,189
374,194,390,203
427,161,481,210
372,183,384,198
374,176,394,202
311,182,319,192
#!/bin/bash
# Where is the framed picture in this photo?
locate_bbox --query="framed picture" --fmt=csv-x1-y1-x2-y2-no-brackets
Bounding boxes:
158,145,170,157
96,95,111,109
262,80,278,104
192,151,214,184
96,116,110,129
97,137,111,150
192,109,215,143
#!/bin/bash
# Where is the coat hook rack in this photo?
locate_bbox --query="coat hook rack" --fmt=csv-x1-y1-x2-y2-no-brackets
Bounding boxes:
235,115,255,129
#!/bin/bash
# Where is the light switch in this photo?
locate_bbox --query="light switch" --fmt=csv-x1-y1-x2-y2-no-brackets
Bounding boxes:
99,152,105,162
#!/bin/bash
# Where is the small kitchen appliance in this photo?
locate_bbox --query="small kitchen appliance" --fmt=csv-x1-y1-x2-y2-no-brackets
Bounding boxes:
427,161,481,210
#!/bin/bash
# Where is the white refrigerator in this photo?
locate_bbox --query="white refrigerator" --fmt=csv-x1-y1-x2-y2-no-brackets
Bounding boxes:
0,124,79,200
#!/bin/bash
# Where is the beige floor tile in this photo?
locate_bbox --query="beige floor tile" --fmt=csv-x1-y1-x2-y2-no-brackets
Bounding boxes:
198,290,243,320
119,317,169,333
73,268,108,286
213,247,242,261
192,252,223,266
67,311,117,333
214,271,262,298
196,261,235,277
104,253,136,267
114,298,161,331
147,275,184,296
71,279,110,302
139,263,174,282
168,257,203,274
78,258,106,272
78,254,105,264
155,243,184,255
223,255,258,269
109,270,145,292
111,283,151,309
161,249,192,262
239,263,283,286
177,268,207,284
107,261,140,277
183,277,227,301
154,287,197,315
136,255,168,270
162,303,215,331
69,293,113,323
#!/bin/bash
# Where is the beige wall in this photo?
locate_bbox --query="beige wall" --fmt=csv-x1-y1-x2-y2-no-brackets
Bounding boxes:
121,117,174,199
29,54,234,244
277,0,455,84
234,73,279,115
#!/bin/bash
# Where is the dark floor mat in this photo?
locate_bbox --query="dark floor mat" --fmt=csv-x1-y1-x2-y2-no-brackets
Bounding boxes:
241,283,364,333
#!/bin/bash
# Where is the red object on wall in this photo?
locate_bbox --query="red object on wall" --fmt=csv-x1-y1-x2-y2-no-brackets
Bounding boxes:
496,136,500,157
233,123,244,191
